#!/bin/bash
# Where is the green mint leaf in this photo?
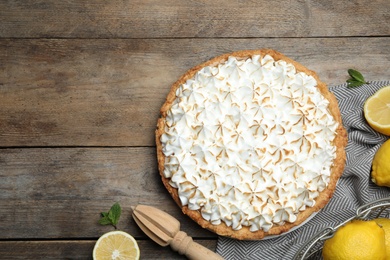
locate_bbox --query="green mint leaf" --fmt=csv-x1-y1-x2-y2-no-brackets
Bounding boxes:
98,202,122,229
346,69,368,88
347,81,365,88
98,216,112,225
108,202,122,226
348,69,368,83
346,79,357,83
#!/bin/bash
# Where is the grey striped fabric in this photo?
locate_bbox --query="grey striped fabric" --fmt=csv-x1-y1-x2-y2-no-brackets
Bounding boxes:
216,81,390,260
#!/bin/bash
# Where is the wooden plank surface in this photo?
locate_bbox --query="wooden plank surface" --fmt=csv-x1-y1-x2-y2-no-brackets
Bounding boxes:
1,37,389,147
1,0,389,259
0,240,217,259
0,0,389,38
0,147,216,239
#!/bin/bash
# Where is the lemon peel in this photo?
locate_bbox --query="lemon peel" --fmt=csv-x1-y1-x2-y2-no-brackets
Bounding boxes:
372,139,390,187
374,218,390,260
322,219,386,260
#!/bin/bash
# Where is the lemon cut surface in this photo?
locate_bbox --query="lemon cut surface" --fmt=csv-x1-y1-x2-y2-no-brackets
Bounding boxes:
364,85,390,136
93,231,140,260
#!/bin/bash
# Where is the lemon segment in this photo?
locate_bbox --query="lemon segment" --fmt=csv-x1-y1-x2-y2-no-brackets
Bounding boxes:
322,219,386,260
93,231,140,260
371,139,390,187
364,85,390,136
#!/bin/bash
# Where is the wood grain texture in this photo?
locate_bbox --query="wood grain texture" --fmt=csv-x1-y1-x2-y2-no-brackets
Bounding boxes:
0,147,217,239
0,0,389,38
0,1,389,258
0,240,217,259
1,37,389,147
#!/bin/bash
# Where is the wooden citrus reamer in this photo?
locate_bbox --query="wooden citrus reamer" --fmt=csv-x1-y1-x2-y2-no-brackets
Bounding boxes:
132,204,224,260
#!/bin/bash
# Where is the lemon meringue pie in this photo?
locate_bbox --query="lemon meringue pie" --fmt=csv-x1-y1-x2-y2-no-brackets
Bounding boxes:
156,49,347,240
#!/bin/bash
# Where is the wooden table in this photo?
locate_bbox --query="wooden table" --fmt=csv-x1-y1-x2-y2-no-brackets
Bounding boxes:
1,1,389,259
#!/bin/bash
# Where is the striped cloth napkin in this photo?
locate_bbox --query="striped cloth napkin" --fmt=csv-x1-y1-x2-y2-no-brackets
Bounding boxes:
216,81,390,260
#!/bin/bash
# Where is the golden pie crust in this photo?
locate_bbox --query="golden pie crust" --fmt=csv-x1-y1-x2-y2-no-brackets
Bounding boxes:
156,49,347,240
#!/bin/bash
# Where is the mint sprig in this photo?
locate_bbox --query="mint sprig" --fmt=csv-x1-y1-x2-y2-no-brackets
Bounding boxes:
99,202,122,229
346,69,369,88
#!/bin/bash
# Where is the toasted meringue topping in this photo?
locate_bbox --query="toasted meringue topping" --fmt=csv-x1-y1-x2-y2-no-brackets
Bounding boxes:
161,54,338,232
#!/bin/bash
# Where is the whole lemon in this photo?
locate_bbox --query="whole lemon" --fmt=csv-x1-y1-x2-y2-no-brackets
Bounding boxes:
322,219,386,260
375,218,390,260
372,139,390,187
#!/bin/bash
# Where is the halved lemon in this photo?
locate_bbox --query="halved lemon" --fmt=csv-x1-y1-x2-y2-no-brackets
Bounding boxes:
364,85,390,136
93,231,140,260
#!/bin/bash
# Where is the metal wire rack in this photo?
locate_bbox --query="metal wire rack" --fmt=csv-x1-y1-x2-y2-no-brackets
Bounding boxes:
293,197,390,260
